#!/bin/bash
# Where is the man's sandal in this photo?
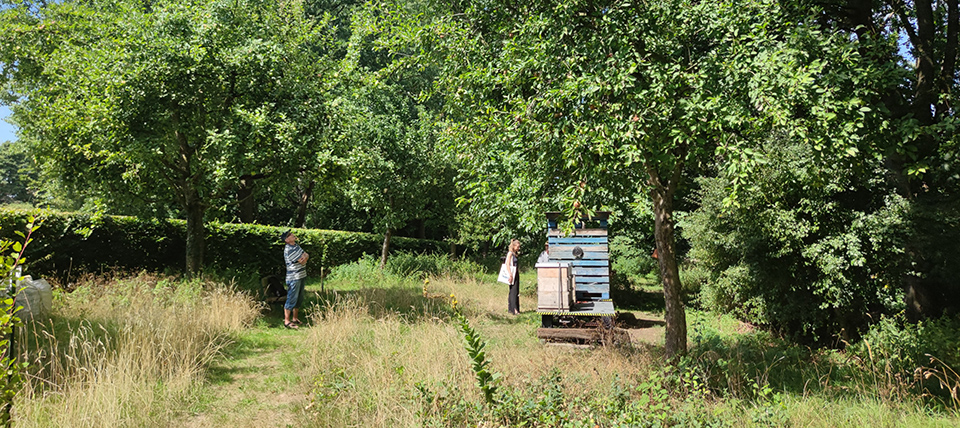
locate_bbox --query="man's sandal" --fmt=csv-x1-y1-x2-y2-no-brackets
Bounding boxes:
284,321,298,329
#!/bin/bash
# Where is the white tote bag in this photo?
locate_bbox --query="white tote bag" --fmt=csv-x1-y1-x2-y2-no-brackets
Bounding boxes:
497,262,511,284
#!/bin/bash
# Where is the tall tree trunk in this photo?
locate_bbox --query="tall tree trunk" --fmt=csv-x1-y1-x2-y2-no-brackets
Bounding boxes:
295,180,315,228
380,227,393,269
173,115,205,277
238,175,256,224
647,154,687,359
652,185,686,359
184,185,205,277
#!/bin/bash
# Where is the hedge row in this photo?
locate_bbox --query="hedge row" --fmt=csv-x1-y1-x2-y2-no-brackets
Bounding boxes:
0,209,447,281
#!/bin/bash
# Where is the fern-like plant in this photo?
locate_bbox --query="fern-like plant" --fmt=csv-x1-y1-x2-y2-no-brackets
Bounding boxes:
455,312,501,404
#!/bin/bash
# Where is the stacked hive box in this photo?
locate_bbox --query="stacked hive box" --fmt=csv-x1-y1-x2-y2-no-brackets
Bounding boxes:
537,212,612,315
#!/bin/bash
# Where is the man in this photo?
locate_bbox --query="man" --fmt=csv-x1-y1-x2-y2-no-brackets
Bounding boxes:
281,230,309,329
537,243,550,264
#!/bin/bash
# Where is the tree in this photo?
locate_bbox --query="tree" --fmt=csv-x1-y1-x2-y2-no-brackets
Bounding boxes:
318,3,458,267
334,77,452,267
804,0,960,318
374,0,870,357
1,0,337,274
0,141,37,205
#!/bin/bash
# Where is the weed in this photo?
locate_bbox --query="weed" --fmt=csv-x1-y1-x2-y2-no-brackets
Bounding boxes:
454,310,500,405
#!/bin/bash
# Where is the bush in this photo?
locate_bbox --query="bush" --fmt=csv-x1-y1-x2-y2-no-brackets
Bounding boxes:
610,235,658,279
852,315,960,378
685,138,909,344
384,252,484,279
678,261,710,304
0,208,447,281
848,314,960,404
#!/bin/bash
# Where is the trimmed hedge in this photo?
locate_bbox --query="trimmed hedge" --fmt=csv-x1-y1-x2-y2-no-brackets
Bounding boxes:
0,209,447,281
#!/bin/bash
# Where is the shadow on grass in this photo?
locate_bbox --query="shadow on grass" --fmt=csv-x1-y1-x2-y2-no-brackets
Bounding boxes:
612,284,666,314
486,311,541,325
687,330,865,399
204,329,285,384
257,281,462,327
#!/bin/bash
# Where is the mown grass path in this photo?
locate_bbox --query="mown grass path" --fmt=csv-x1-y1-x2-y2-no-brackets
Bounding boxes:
180,279,674,427
184,304,311,428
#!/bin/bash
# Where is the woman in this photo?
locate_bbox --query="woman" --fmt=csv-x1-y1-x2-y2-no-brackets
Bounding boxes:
506,239,521,315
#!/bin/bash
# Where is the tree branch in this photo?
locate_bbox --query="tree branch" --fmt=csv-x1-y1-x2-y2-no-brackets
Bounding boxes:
939,0,958,117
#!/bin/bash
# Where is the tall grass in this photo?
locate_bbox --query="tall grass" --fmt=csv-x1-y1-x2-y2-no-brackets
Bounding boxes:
13,273,260,427
296,255,960,427
11,253,960,426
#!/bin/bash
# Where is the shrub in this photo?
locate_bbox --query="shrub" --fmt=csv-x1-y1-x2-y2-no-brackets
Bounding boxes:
848,314,960,404
610,235,657,280
678,261,711,305
385,253,485,280
685,138,909,344
0,208,447,282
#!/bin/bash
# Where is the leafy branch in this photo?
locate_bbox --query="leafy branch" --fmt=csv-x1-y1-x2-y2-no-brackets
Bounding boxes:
0,214,42,427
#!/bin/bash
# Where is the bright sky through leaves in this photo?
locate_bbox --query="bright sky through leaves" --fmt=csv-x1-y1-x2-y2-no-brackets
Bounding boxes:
0,106,15,143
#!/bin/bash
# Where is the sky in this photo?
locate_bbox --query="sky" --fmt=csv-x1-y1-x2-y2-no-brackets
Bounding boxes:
0,106,16,143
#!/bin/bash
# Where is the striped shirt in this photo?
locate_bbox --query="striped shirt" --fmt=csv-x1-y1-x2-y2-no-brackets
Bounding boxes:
284,243,307,281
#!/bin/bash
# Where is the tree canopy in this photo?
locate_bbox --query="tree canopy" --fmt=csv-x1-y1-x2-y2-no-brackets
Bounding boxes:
364,0,874,356
1,0,959,352
1,0,339,273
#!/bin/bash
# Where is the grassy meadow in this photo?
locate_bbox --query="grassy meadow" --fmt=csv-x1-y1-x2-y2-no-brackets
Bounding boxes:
8,255,960,427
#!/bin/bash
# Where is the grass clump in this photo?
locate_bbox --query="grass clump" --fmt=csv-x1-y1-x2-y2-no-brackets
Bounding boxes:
13,273,260,428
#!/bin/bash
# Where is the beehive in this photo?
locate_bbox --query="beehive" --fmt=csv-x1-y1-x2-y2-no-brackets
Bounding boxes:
545,214,610,302
536,262,574,311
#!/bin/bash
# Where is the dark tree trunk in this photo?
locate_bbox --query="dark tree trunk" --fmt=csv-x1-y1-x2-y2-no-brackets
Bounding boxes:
414,218,426,239
184,185,205,277
380,227,393,269
295,180,315,228
238,175,256,224
651,181,686,359
173,115,206,277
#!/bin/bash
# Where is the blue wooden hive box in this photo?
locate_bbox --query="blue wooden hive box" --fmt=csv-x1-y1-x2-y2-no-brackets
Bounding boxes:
536,211,615,320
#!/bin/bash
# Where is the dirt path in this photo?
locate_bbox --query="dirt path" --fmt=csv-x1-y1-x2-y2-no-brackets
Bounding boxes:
183,307,310,428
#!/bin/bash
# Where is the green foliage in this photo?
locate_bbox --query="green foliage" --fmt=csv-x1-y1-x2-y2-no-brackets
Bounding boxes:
0,141,37,205
903,196,960,314
0,208,446,282
0,213,39,425
679,262,712,304
609,235,658,281
383,252,483,280
454,312,500,405
416,362,793,427
849,314,960,404
1,0,341,272
686,138,909,342
368,0,876,357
